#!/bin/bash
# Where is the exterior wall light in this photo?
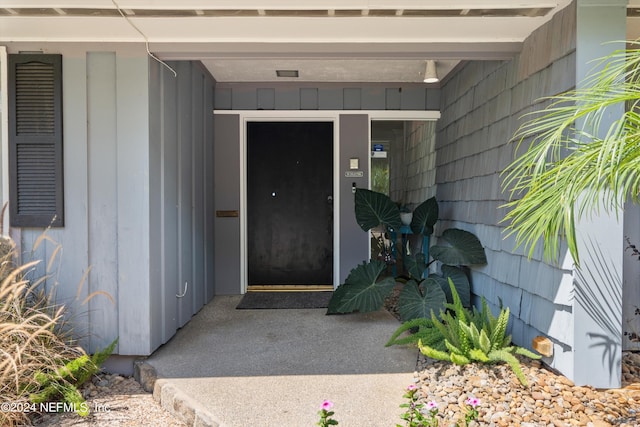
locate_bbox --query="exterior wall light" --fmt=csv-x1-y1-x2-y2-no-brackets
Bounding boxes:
423,60,439,83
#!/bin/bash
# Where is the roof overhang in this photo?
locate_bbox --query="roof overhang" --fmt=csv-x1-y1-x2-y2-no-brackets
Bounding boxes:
0,0,598,83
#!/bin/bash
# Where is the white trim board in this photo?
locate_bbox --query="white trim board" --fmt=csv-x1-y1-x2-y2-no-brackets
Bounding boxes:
0,47,8,235
215,110,441,120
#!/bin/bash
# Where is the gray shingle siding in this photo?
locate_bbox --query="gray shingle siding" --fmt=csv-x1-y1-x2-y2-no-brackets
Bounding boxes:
435,3,577,375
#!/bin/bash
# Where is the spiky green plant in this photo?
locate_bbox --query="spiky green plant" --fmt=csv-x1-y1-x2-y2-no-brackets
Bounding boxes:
29,339,117,416
392,279,541,386
385,317,446,350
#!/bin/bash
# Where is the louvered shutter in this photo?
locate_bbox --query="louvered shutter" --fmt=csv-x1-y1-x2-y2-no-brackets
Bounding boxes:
8,54,64,227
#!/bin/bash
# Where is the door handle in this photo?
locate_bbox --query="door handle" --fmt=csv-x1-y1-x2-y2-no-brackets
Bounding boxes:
327,196,333,234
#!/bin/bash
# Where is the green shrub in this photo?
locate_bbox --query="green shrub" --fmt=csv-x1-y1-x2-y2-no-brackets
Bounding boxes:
388,279,541,386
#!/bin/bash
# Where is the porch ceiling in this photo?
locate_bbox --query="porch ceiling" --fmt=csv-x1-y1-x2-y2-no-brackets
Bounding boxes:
1,0,625,84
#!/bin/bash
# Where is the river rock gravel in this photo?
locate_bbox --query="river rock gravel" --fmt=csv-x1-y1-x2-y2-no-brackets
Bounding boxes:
412,351,640,427
30,374,186,427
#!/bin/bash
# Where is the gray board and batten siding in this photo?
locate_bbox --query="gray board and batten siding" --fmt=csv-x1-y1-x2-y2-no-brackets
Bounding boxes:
8,45,215,356
14,48,156,355
149,60,216,349
213,113,241,295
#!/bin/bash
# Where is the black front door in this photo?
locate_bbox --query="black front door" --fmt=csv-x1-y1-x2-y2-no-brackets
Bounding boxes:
247,122,333,286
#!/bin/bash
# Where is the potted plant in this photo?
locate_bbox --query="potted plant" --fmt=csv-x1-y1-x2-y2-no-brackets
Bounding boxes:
399,204,413,226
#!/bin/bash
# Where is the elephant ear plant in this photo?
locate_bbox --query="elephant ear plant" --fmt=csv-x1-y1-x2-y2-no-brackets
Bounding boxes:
327,188,487,321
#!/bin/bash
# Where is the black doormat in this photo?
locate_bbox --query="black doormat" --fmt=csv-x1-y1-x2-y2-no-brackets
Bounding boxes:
236,291,333,309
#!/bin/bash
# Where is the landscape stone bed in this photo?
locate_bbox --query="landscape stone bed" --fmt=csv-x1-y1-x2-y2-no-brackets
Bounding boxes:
384,284,640,427
412,352,640,427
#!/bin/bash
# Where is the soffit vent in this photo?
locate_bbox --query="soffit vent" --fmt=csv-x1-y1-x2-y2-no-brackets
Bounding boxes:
276,70,299,78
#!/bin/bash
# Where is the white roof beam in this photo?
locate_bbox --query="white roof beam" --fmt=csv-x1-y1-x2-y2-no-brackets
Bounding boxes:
0,0,567,10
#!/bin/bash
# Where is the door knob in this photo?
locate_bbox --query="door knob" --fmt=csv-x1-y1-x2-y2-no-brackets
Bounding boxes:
327,195,333,204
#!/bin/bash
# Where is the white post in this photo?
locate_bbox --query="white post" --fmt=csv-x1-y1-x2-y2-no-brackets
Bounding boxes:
572,0,627,388
0,46,9,235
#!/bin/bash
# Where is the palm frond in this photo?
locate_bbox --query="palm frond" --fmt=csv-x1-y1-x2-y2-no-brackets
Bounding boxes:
502,43,640,263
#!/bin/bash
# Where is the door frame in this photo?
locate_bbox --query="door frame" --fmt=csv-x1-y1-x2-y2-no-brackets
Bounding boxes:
367,112,441,272
241,119,338,291
237,111,341,293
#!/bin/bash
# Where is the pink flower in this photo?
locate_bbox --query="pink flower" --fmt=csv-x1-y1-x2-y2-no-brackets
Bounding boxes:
466,397,480,407
426,400,438,410
406,384,417,391
321,400,334,410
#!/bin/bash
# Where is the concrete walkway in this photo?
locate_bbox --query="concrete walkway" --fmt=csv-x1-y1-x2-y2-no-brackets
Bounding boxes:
137,295,418,427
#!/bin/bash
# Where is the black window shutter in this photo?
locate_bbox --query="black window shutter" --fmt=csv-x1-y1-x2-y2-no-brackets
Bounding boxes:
8,54,64,227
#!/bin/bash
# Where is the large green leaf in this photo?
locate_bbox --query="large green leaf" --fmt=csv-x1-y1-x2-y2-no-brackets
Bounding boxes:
398,278,447,321
354,188,401,231
410,197,438,236
326,260,396,314
430,228,487,266
326,284,350,314
430,265,471,307
404,252,427,280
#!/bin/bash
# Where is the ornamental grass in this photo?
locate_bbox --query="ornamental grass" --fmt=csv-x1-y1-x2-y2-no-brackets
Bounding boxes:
0,233,90,426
